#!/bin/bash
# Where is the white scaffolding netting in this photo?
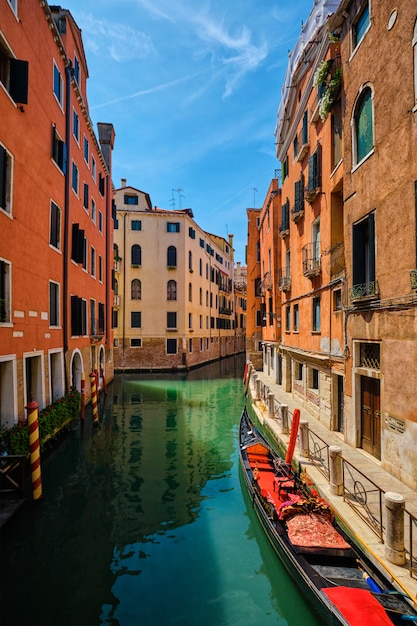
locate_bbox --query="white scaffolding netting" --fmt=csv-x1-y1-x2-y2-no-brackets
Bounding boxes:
274,0,341,142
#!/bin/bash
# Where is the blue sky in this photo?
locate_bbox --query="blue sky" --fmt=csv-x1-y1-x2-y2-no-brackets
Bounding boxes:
67,0,314,263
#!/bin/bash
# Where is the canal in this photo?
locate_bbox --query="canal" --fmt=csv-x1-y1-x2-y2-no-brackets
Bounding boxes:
1,356,324,626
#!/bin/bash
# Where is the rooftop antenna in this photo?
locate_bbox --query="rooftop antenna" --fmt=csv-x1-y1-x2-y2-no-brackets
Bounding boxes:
171,187,185,210
253,187,258,207
169,189,176,209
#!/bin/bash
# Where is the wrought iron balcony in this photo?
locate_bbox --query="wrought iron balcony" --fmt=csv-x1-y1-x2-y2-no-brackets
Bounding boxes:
278,269,291,292
350,281,379,302
302,244,321,277
410,269,417,290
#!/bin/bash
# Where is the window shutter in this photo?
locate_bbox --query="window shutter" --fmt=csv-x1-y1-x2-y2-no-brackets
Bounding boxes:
83,183,89,209
0,145,6,209
352,222,365,284
78,229,85,265
10,59,29,104
71,223,79,261
368,213,375,281
308,155,315,191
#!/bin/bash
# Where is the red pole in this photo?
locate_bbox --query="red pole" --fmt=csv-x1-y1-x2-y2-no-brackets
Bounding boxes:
26,399,42,501
90,371,98,425
80,371,85,420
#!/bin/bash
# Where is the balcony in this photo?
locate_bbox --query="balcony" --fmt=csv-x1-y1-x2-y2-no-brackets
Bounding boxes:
410,270,417,290
219,307,232,316
302,244,321,278
350,281,379,303
292,206,304,223
305,185,321,204
293,127,309,163
113,295,120,308
114,258,121,272
278,269,291,292
90,318,105,342
279,223,290,238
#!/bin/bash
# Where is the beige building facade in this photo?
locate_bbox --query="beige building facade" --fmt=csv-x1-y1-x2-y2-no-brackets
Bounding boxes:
113,181,243,371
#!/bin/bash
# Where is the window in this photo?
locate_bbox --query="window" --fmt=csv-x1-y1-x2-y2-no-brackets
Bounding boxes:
200,238,205,248
91,156,96,181
73,110,80,142
131,244,141,266
99,173,105,196
281,154,289,180
293,304,299,331
310,368,319,390
98,211,103,233
91,198,96,223
98,302,104,336
124,194,138,205
90,300,96,335
293,175,304,216
189,338,193,352
285,305,290,331
166,338,177,354
295,362,303,381
71,223,85,264
7,0,18,16
113,309,118,329
312,297,321,332
333,289,342,311
199,258,202,276
167,222,180,232
0,144,13,214
332,100,343,168
131,220,141,231
52,126,66,173
352,2,370,51
131,311,141,328
131,338,142,348
83,136,89,165
83,182,89,210
353,87,373,165
72,161,79,195
167,280,177,300
188,282,193,302
73,54,80,85
351,212,376,299
167,246,177,267
98,255,103,282
53,62,63,107
90,246,96,277
281,199,290,233
82,237,87,271
0,259,11,323
167,312,177,329
50,201,61,249
307,146,321,192
188,313,192,329
131,279,141,300
189,227,195,239
0,37,28,104
70,296,87,336
412,20,417,105
188,251,192,271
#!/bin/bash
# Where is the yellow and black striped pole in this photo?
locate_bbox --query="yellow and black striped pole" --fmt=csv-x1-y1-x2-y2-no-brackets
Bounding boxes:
26,399,42,501
90,370,98,425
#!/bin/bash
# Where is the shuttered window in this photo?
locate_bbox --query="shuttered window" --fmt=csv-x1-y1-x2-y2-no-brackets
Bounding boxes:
355,87,373,163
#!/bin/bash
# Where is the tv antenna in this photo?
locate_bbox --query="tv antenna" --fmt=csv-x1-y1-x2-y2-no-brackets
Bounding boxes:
171,187,185,210
253,187,258,207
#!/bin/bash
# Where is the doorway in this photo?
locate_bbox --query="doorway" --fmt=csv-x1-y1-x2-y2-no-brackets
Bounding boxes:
360,376,381,460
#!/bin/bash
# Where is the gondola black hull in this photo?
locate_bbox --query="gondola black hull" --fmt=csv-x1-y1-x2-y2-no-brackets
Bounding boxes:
239,406,417,626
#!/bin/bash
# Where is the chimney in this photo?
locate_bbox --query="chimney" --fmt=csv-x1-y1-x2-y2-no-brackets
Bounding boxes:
121,178,126,188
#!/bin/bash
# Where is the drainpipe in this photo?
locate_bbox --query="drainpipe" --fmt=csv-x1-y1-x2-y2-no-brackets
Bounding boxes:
122,212,127,366
63,61,72,391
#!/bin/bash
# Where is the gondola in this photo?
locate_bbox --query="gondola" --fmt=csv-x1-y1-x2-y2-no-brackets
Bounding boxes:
239,406,417,626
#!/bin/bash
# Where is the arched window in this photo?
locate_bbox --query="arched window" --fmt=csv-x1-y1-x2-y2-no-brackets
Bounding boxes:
353,86,373,165
167,280,177,300
188,282,192,302
131,279,141,300
131,244,141,265
413,19,417,105
167,246,177,267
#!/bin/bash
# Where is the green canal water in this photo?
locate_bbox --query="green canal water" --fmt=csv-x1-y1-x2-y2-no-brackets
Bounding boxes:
1,356,324,626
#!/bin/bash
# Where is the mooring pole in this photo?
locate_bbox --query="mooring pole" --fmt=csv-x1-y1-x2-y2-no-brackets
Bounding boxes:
90,371,98,425
80,371,85,421
26,399,42,501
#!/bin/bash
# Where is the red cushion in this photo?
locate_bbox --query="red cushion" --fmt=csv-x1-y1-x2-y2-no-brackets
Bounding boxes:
323,587,394,626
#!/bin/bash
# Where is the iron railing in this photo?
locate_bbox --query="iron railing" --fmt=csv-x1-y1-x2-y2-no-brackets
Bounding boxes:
307,428,330,479
342,457,384,542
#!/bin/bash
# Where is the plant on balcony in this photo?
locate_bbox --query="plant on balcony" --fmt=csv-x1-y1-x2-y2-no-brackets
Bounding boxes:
313,60,331,88
0,387,81,456
319,68,342,121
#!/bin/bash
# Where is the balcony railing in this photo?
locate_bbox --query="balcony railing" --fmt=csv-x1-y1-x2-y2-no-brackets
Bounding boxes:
294,127,309,163
410,269,417,290
278,268,291,292
90,318,105,338
113,295,120,308
350,281,379,302
302,243,321,277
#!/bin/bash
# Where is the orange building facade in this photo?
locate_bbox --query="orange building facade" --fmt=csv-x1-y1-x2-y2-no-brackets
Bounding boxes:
0,1,115,426
248,0,417,487
246,208,263,370
274,4,345,431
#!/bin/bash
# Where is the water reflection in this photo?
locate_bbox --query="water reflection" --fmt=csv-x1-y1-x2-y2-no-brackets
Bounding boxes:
1,355,323,626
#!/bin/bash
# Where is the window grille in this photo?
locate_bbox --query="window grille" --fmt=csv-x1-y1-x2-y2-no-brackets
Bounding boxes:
360,343,380,370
